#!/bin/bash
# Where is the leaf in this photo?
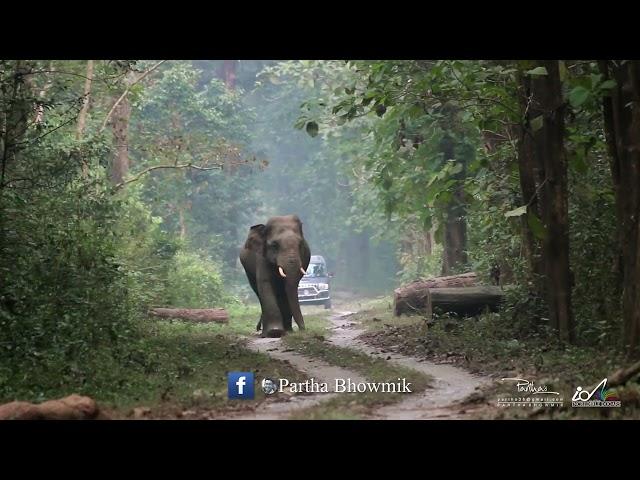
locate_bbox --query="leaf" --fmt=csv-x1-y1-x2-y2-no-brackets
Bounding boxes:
526,66,548,76
527,212,548,240
599,79,617,90
375,104,387,117
449,163,463,175
305,121,319,138
570,152,588,175
531,115,544,132
505,205,527,218
569,86,590,108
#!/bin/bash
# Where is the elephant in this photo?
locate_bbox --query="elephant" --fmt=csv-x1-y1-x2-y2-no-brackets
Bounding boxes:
239,215,311,338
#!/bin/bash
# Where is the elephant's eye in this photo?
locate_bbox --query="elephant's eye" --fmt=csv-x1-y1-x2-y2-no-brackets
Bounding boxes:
269,241,279,250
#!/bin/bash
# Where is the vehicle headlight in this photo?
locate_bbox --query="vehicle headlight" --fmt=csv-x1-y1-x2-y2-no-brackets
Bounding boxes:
318,283,329,291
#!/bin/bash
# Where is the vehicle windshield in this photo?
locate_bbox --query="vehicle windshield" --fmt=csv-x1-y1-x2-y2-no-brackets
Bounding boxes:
304,263,326,278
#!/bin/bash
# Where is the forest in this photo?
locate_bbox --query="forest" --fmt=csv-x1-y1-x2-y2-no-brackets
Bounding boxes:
0,59,639,420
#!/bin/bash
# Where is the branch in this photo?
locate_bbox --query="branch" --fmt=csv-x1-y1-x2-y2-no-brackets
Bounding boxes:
99,60,166,133
113,162,222,190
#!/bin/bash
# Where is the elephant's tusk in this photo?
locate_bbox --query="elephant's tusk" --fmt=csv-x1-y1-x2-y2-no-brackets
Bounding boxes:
300,267,306,275
278,266,287,278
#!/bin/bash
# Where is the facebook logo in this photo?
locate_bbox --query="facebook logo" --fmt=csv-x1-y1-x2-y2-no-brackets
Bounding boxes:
228,372,254,399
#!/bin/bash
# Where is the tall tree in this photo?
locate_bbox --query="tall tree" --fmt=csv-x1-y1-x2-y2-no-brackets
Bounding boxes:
516,69,545,280
76,60,94,140
599,60,640,356
110,89,132,184
220,60,238,90
521,61,573,342
440,133,468,275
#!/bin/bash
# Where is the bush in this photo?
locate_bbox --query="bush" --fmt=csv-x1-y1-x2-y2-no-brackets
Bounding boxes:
0,177,142,400
164,251,229,308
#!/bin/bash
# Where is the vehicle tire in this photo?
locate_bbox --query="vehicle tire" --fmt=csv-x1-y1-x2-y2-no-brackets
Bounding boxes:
324,299,332,309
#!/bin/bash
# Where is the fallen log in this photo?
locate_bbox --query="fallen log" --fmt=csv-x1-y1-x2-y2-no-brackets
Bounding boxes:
428,286,504,318
0,394,104,420
149,308,229,323
393,272,477,316
606,360,640,388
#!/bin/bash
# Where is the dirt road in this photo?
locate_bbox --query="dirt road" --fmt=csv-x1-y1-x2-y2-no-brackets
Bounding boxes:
227,305,490,420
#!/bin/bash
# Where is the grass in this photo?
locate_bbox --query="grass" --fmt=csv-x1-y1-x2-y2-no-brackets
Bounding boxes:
94,304,329,417
97,320,311,418
351,297,640,419
222,303,331,336
280,329,432,419
0,309,311,418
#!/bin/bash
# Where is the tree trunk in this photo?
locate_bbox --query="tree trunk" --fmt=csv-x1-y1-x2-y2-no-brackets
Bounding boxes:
221,60,237,90
393,272,477,316
529,60,574,343
110,93,131,185
76,60,94,140
440,135,468,275
599,60,640,357
598,60,624,283
346,229,370,285
518,60,574,342
1,61,33,188
517,69,545,280
149,308,229,323
34,61,55,126
178,208,187,239
423,229,432,256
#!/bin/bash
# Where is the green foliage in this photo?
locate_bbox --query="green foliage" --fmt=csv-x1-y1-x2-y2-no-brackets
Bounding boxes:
130,61,260,269
0,57,633,403
0,61,242,401
0,145,141,400
164,251,227,308
249,60,400,292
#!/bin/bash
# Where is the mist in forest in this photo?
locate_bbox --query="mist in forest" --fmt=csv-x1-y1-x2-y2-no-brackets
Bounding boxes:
4,59,640,418
224,60,400,295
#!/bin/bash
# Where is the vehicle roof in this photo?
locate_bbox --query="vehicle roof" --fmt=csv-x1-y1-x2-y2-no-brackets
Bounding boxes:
310,255,326,264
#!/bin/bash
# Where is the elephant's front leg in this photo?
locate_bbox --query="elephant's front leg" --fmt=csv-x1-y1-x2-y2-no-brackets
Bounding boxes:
256,261,286,338
275,283,293,332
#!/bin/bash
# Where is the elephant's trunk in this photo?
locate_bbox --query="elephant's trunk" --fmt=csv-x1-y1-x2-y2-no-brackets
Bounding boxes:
282,259,305,331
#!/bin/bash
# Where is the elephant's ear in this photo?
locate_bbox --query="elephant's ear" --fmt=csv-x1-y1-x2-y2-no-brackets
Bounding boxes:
291,215,304,236
247,224,266,252
250,224,266,236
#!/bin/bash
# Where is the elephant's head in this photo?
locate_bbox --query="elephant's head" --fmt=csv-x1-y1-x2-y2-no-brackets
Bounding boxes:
260,215,310,334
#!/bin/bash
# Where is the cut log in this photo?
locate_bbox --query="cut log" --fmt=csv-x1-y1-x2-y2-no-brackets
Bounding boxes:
393,272,477,316
149,308,229,323
606,360,640,388
0,394,104,420
428,286,504,318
